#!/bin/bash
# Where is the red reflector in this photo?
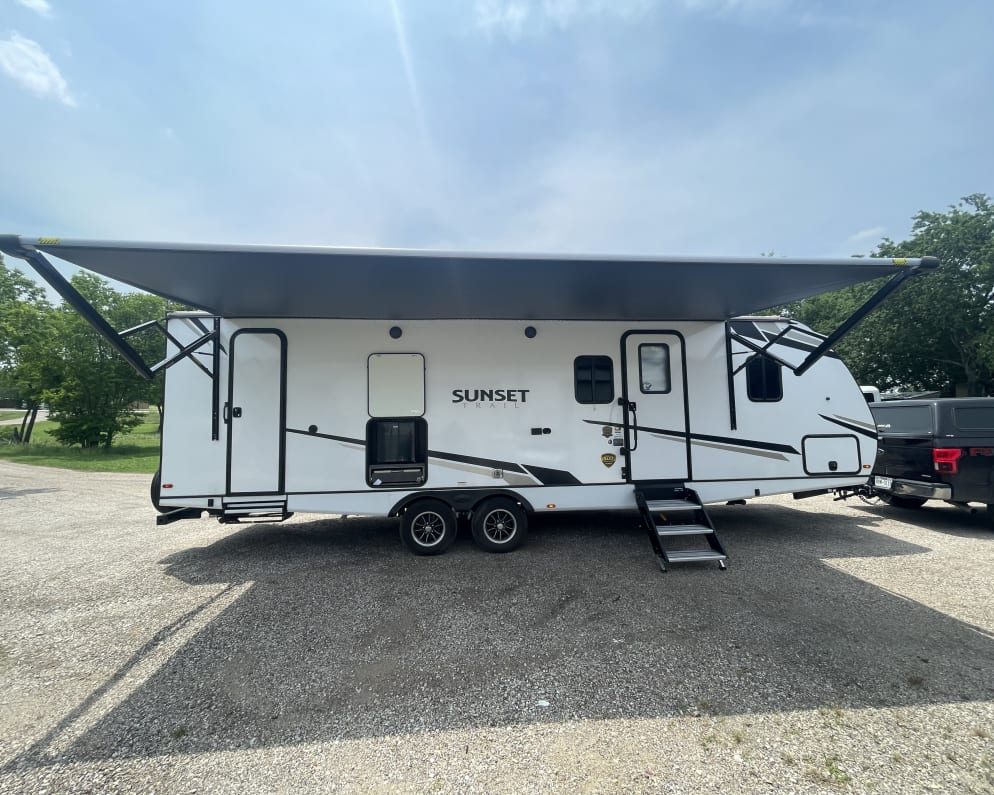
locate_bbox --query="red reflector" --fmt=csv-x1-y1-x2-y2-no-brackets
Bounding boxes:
970,447,993,456
162,483,173,489
932,448,961,474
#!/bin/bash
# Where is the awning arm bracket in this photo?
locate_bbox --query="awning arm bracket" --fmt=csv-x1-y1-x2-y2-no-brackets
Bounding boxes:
3,242,156,380
793,265,928,376
0,239,219,382
149,329,218,376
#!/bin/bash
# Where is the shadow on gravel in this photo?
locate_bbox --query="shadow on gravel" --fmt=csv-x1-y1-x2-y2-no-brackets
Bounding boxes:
10,503,994,765
840,500,993,539
0,487,57,501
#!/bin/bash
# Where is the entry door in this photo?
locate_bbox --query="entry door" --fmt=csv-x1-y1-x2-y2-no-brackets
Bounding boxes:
227,330,287,494
621,332,689,481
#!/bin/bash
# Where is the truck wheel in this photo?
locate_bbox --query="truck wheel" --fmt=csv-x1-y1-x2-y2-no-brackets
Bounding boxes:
880,494,927,509
400,499,457,555
471,497,528,553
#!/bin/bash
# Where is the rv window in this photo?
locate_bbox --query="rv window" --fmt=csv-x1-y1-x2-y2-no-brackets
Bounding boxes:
638,344,671,393
574,356,614,404
746,355,783,402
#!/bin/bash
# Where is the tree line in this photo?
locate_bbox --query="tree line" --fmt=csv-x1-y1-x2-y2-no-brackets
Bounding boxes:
778,194,994,396
0,265,170,447
1,195,991,450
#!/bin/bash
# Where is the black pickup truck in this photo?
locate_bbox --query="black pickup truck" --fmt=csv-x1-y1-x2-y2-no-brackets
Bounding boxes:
867,398,994,524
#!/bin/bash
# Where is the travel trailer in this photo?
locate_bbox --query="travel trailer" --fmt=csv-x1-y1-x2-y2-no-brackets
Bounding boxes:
0,236,938,569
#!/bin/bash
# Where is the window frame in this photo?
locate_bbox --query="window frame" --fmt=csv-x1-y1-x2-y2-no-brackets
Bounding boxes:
574,355,615,405
745,355,783,403
637,342,672,394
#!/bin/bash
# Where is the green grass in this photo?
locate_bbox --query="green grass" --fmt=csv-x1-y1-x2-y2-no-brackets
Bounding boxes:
0,410,27,422
0,417,161,473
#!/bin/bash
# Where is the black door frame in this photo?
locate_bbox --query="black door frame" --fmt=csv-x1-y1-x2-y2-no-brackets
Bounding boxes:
225,328,288,496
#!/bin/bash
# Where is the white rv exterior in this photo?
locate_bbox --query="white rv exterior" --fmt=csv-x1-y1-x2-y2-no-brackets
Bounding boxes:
156,314,876,515
0,236,938,566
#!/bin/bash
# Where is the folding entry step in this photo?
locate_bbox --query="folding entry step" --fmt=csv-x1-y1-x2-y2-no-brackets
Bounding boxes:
634,484,727,572
220,499,293,524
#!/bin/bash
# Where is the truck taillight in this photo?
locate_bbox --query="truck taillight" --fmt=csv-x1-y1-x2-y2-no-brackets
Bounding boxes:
933,448,962,474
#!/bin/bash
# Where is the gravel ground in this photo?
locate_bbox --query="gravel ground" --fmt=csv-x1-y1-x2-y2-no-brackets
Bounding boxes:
0,460,992,794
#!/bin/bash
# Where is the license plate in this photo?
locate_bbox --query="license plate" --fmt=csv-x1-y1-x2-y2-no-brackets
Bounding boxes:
874,476,893,490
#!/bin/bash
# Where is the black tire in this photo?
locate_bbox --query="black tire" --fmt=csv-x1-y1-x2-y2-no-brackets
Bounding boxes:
880,494,928,509
399,499,458,556
471,497,528,553
150,469,165,512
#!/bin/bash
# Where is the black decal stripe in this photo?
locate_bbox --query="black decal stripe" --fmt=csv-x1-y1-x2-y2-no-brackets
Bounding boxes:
427,449,528,474
768,336,840,359
288,427,531,475
522,465,583,486
582,419,799,455
819,414,878,439
287,427,364,445
657,427,800,455
729,320,764,341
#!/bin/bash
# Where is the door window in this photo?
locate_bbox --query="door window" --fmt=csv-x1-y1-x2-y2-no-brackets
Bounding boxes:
638,343,671,393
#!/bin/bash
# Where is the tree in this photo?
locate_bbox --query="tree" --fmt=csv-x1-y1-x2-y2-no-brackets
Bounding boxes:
41,273,167,448
0,255,55,441
784,195,994,395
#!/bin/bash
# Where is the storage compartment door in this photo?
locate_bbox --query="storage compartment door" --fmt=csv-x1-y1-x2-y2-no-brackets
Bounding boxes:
802,435,861,476
368,353,425,417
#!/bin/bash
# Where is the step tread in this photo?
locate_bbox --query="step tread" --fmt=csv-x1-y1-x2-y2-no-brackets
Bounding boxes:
655,524,715,536
665,549,727,562
646,499,700,512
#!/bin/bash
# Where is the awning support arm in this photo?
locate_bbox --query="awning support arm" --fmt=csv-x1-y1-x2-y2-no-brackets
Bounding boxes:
793,267,919,376
7,242,156,381
149,329,218,375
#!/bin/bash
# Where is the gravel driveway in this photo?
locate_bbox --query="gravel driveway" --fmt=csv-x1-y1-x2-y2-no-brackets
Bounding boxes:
0,460,992,793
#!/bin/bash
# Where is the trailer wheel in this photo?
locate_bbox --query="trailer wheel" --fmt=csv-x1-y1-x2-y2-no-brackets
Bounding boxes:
880,494,927,509
471,497,528,553
400,499,458,555
150,469,164,512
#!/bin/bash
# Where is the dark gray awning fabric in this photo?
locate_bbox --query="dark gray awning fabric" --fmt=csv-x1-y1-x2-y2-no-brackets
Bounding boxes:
2,237,936,320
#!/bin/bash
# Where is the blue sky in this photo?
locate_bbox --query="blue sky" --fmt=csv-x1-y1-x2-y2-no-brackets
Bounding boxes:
1,0,993,265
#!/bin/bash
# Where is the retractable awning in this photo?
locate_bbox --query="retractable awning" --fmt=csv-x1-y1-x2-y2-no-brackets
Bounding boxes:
0,235,938,321
0,234,938,383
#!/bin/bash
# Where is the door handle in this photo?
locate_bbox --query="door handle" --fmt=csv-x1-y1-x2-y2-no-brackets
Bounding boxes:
618,398,638,451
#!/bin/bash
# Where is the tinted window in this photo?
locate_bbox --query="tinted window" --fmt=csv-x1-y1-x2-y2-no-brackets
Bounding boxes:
954,406,994,431
746,356,782,402
638,344,671,393
870,405,933,434
575,356,614,404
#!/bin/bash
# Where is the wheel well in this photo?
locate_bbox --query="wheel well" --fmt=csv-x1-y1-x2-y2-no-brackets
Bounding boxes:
390,490,534,517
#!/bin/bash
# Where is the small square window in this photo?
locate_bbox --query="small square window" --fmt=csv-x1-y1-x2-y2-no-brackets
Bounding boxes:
746,355,783,402
575,356,614,404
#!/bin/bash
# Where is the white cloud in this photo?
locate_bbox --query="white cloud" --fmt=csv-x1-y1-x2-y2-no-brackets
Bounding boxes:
847,226,886,244
474,0,652,37
0,32,75,106
15,0,53,17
